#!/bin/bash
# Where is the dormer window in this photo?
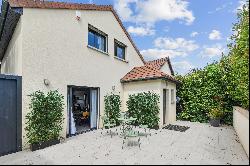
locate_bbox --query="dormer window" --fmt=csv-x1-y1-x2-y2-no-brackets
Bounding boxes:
114,39,126,60
88,25,107,53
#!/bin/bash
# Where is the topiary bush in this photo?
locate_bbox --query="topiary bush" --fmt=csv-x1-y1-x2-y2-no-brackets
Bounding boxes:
104,93,121,125
25,90,64,145
126,92,160,128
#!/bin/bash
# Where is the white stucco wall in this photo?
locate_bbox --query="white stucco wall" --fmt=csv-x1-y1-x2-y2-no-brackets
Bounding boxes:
122,79,176,128
160,63,172,76
233,106,249,157
20,8,144,147
122,80,161,112
160,81,176,127
0,18,22,75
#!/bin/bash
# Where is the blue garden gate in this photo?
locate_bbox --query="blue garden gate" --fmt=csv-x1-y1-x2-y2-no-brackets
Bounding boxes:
0,74,22,157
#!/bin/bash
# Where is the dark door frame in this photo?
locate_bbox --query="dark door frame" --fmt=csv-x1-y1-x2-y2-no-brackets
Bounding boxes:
163,89,166,125
67,85,100,137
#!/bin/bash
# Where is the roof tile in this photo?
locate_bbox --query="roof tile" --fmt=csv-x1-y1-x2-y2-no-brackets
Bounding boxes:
121,65,179,84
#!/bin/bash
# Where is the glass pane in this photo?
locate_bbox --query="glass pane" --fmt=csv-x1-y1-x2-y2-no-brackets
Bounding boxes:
88,31,95,47
96,34,106,52
116,45,125,59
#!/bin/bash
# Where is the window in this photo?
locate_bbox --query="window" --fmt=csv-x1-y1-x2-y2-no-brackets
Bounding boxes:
171,89,175,104
88,26,107,52
114,40,126,60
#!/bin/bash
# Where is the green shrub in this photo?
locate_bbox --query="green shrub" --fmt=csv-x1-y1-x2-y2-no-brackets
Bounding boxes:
208,108,224,119
25,90,64,144
226,3,249,109
126,92,160,128
176,64,234,125
104,93,121,125
176,2,249,125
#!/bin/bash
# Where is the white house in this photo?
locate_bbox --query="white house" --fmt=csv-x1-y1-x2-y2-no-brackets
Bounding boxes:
0,0,179,148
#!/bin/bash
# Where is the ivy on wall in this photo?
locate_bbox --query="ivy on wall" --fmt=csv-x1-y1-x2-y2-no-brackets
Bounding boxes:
176,2,249,125
126,92,160,128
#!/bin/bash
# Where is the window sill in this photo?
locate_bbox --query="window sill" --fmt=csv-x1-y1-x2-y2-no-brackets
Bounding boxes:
114,56,128,63
87,45,109,56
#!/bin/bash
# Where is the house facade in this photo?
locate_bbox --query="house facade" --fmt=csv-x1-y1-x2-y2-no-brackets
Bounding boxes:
0,0,179,149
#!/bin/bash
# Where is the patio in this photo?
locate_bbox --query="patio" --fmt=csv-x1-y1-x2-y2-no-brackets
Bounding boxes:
0,121,248,165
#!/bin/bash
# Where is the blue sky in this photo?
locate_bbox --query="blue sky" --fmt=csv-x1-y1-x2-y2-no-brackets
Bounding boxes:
0,0,245,75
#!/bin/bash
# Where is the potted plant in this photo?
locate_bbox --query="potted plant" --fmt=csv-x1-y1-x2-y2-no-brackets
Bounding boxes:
208,108,224,127
25,90,64,151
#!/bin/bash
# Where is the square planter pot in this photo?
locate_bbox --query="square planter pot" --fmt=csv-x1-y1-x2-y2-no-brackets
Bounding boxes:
210,118,220,127
30,139,60,151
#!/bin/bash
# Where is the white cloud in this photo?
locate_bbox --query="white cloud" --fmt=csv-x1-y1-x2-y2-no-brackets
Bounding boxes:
154,37,199,52
190,31,199,37
127,25,155,36
114,0,195,25
172,61,195,75
141,37,199,61
114,0,137,21
141,48,186,61
209,30,222,40
200,44,225,58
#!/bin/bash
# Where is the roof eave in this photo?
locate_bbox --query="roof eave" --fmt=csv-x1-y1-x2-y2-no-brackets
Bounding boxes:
0,1,22,61
121,76,180,84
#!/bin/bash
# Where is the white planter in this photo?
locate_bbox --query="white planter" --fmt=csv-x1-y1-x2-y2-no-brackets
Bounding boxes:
233,106,249,157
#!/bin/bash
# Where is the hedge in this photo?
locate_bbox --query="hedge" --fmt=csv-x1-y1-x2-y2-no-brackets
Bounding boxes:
176,3,249,125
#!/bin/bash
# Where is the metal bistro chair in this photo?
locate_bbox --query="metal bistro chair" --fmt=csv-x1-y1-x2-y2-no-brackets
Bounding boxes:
138,124,151,137
122,127,141,149
101,115,117,138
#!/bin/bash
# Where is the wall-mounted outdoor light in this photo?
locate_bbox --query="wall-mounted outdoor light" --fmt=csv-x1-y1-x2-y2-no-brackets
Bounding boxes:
44,79,50,86
76,11,81,21
112,85,115,91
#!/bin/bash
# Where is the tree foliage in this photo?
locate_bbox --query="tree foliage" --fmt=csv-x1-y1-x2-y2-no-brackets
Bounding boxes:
177,2,249,125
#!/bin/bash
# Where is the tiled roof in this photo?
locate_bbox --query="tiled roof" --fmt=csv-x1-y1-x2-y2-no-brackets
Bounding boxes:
6,0,145,63
145,57,169,70
121,65,179,84
145,57,174,75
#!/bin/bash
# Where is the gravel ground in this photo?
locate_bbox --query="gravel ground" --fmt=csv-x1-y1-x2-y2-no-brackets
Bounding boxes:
0,121,248,165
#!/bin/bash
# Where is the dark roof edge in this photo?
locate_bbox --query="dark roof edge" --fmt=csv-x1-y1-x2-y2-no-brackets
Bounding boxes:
0,0,9,44
167,57,175,75
0,1,22,61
